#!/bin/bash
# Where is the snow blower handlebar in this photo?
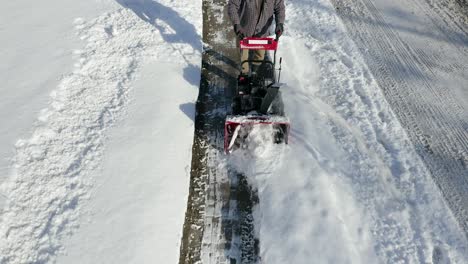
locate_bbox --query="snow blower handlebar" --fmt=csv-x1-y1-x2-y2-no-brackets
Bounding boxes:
239,37,281,80
240,37,279,65
239,37,278,51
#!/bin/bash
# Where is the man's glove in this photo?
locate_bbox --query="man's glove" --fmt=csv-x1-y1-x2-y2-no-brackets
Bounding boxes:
275,23,284,39
234,24,245,40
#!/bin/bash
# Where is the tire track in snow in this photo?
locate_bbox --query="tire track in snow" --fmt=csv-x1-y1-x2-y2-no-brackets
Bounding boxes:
331,0,468,239
0,9,164,263
424,0,468,39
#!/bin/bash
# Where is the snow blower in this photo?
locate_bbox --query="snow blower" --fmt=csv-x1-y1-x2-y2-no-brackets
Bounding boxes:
224,37,290,153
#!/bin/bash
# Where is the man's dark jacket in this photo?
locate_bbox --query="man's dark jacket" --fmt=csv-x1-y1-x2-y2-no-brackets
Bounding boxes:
228,0,285,37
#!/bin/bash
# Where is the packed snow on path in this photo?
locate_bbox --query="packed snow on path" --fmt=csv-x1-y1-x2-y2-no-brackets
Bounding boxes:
230,0,468,263
0,0,201,263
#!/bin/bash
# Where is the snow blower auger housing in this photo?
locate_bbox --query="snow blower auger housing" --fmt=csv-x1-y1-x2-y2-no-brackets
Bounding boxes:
224,37,290,153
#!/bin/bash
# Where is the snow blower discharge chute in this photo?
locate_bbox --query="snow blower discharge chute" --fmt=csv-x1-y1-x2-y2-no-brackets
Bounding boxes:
224,37,290,153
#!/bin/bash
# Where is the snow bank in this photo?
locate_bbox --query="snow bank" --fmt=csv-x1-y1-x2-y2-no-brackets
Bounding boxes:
0,0,201,262
229,0,468,263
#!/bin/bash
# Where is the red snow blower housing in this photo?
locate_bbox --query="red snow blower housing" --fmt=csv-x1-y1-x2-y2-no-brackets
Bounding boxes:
224,37,290,153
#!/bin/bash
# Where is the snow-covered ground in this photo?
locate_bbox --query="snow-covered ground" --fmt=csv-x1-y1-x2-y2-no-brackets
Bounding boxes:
0,0,111,204
0,0,200,263
331,0,468,235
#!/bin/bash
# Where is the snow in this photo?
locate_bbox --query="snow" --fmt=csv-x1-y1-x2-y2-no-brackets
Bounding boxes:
0,0,201,263
57,61,199,264
331,0,468,235
0,0,111,204
230,125,379,263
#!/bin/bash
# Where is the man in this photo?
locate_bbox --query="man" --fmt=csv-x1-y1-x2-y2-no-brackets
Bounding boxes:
228,0,285,74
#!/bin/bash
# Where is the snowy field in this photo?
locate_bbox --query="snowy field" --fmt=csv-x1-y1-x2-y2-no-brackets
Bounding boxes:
0,0,467,263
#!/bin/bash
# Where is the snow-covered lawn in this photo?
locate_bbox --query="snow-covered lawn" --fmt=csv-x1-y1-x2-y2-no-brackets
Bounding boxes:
0,0,111,198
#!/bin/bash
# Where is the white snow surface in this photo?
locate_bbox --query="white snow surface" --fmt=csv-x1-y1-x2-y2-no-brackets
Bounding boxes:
0,0,201,263
230,0,468,263
0,0,111,204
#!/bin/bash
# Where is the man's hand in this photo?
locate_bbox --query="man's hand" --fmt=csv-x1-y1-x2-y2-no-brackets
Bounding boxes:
234,24,245,40
275,23,284,39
